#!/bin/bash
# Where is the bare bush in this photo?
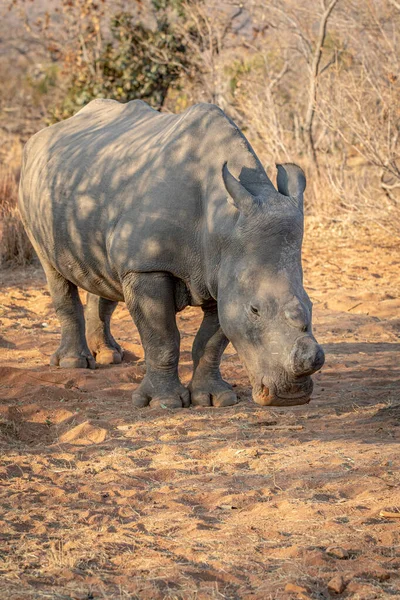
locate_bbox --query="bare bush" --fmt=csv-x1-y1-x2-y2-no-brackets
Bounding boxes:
0,168,35,266
1,0,399,235
318,1,400,192
223,0,400,230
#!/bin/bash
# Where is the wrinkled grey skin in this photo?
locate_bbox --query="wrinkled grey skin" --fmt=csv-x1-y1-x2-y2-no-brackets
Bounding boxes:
19,99,324,409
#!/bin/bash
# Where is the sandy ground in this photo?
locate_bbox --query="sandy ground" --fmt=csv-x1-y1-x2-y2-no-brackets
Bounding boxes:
0,217,399,600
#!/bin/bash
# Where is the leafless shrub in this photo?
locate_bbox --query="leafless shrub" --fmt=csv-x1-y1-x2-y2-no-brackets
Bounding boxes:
0,167,35,266
317,1,400,201
2,0,399,235
225,0,400,231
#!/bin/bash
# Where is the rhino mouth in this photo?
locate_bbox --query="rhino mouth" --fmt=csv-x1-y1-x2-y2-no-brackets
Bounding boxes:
253,377,313,407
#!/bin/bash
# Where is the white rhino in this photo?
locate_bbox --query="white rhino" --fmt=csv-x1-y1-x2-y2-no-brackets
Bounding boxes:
19,99,324,408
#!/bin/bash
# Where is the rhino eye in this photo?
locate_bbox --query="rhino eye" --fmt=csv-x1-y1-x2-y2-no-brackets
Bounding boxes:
250,305,259,315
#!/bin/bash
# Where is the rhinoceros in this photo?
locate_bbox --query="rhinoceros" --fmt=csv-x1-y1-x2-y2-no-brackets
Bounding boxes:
19,99,324,408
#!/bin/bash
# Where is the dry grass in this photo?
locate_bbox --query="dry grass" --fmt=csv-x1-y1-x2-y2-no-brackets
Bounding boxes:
0,166,35,267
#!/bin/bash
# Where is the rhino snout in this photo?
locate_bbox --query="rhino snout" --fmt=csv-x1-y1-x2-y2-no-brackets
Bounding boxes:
253,377,313,407
289,335,325,377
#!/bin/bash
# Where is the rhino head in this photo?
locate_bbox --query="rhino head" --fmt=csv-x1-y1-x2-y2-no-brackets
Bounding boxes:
217,162,324,406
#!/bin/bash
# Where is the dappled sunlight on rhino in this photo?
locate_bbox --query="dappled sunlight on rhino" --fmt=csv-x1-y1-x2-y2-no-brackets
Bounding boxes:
19,99,324,408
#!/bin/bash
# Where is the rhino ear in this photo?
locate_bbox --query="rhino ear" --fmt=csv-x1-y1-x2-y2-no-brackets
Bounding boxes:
222,162,256,215
276,163,306,208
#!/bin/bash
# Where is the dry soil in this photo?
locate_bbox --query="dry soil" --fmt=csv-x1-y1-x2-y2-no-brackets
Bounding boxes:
0,217,399,599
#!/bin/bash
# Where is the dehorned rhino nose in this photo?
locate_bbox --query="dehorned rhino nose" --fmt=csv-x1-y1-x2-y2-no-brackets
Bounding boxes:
284,298,309,331
289,336,325,377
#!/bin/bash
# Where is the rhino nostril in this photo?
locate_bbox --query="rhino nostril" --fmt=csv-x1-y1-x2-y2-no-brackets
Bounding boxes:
314,346,325,371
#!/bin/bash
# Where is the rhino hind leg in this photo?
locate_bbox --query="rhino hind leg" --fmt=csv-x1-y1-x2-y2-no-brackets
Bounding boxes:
42,262,96,369
189,303,238,407
85,293,123,365
123,272,190,409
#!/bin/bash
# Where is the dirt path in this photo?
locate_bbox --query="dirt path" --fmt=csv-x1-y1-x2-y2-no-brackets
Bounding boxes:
0,218,399,599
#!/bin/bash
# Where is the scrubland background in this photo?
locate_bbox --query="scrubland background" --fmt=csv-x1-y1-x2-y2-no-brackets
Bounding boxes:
0,0,399,265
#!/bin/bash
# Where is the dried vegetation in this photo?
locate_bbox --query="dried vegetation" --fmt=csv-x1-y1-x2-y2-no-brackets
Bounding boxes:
0,166,34,266
0,1,399,258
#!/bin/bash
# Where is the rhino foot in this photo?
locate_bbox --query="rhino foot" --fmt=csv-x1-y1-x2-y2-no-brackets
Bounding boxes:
132,375,190,409
92,345,124,365
86,292,123,365
189,377,239,407
87,332,123,365
50,349,96,369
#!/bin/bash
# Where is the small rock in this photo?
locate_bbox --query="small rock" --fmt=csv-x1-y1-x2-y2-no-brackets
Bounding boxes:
328,574,347,594
284,582,309,595
326,546,349,559
303,549,327,567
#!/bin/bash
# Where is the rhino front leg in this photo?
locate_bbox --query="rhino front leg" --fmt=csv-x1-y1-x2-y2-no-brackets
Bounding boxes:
43,262,96,369
123,272,190,409
189,303,238,407
85,293,123,364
